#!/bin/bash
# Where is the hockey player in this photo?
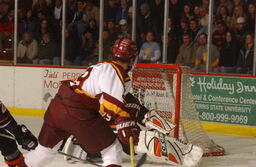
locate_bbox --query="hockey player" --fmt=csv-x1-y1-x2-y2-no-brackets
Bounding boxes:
0,101,38,167
23,38,141,167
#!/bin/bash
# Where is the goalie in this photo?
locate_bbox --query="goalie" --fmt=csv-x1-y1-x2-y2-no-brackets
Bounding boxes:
62,95,203,167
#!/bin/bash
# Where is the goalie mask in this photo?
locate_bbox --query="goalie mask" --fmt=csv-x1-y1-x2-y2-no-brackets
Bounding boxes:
112,38,138,72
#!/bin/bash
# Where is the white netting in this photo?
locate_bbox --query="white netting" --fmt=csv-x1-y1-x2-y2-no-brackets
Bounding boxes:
131,66,224,156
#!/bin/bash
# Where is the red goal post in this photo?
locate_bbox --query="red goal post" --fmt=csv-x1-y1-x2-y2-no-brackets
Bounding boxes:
131,63,225,156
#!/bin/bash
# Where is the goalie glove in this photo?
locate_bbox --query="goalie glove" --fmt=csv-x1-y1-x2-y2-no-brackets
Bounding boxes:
115,117,140,145
143,109,175,135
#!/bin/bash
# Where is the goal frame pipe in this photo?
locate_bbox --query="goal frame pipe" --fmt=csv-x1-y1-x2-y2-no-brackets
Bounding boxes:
135,64,182,138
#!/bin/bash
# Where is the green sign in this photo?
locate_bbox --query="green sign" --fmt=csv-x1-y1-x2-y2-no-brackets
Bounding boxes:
189,75,256,126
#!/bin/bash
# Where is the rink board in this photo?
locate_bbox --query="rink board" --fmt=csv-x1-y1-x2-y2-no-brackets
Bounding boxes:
1,65,256,137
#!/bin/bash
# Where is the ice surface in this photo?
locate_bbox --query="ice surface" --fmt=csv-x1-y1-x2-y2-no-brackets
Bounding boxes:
0,116,255,167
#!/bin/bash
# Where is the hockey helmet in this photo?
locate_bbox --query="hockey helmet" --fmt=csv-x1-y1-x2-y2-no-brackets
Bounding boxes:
112,38,138,62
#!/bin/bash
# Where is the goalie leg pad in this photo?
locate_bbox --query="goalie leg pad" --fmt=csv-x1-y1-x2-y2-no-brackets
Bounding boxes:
136,130,203,167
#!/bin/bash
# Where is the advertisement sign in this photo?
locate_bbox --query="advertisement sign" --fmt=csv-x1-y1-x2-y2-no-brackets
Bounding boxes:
190,75,256,126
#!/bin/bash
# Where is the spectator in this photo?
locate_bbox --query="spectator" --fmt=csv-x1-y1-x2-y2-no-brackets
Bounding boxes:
167,18,180,63
17,32,38,64
0,9,14,49
215,31,240,73
178,17,190,40
83,0,99,25
117,19,131,39
69,0,86,38
115,0,129,25
138,31,161,63
74,28,96,66
201,0,210,10
194,33,219,72
32,0,51,16
86,18,98,39
102,30,112,61
212,21,227,49
64,29,80,65
216,6,231,27
176,33,198,68
149,0,164,35
35,19,52,41
137,3,157,44
18,9,37,39
189,19,200,41
236,33,254,74
169,0,184,25
229,6,244,30
106,19,118,43
233,17,247,46
181,4,194,21
193,5,201,21
104,0,118,23
53,0,62,21
216,0,232,15
0,1,10,21
199,7,209,27
245,3,255,33
232,0,244,9
36,32,59,65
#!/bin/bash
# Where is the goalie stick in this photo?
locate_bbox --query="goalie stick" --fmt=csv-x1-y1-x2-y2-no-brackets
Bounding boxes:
58,151,101,167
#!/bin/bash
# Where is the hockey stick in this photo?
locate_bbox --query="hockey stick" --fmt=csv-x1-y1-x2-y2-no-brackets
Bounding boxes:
0,132,15,140
135,153,147,167
58,151,101,167
129,136,135,167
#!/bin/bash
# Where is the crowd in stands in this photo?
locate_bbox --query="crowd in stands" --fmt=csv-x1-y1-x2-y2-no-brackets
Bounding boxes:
0,0,255,74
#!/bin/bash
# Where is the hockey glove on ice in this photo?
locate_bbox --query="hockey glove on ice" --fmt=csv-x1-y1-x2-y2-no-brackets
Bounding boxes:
115,117,140,145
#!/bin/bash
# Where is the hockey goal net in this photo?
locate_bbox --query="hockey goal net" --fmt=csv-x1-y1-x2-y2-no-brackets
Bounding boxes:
131,64,225,156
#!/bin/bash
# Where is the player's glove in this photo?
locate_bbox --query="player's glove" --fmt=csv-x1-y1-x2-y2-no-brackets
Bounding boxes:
14,124,38,151
115,117,140,145
124,93,149,125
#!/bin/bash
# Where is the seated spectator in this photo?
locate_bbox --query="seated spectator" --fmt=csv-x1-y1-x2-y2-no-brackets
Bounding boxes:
102,30,112,61
193,5,201,21
181,4,194,21
216,6,231,27
17,32,38,64
68,0,86,39
18,9,37,39
34,19,52,41
0,9,14,49
212,21,227,49
194,33,219,72
176,33,198,68
216,0,232,16
115,0,129,25
64,29,80,65
233,17,247,46
35,32,59,65
189,19,200,41
106,19,118,43
199,7,209,27
85,18,98,39
104,0,117,23
215,31,240,73
138,31,161,63
229,6,245,30
32,0,51,16
74,28,96,66
83,0,99,25
167,17,180,63
117,19,131,39
178,17,190,40
236,33,254,74
245,3,255,33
